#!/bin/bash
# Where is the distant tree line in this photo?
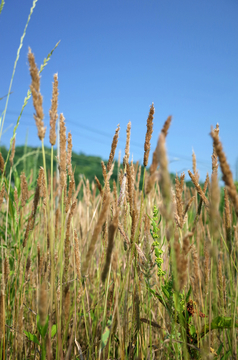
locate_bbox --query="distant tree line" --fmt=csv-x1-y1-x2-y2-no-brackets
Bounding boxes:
0,145,197,192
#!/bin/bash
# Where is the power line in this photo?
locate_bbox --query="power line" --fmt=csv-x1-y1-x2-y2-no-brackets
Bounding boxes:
2,109,212,167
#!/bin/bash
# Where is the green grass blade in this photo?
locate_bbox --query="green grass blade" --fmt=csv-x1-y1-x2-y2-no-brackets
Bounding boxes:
1,40,60,182
0,0,38,141
0,0,5,15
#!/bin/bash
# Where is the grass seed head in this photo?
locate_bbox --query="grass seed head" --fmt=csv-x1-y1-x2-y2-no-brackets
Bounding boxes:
143,103,154,167
49,73,58,146
28,48,46,141
107,124,120,172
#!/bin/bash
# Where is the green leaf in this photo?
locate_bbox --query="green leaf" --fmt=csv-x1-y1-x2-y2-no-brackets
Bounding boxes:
51,324,57,338
100,326,110,351
41,316,49,338
200,316,238,338
162,286,170,300
217,343,223,356
0,0,5,15
185,285,192,303
190,325,196,336
221,350,232,360
36,314,41,333
36,314,49,337
24,331,40,345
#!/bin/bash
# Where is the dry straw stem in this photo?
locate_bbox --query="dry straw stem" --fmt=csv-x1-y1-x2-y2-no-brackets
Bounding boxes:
107,124,120,172
188,170,209,208
59,113,67,189
0,290,4,341
4,258,9,286
64,201,77,282
191,245,201,304
49,73,58,146
136,165,141,191
183,195,195,220
192,172,209,231
28,48,46,141
18,305,23,354
82,195,110,275
204,237,210,294
143,103,154,167
101,212,119,283
126,162,134,217
23,170,41,246
209,172,220,238
113,180,118,210
10,137,16,167
123,121,131,167
210,128,238,217
224,187,232,253
74,230,81,282
218,256,224,310
86,179,91,206
67,132,73,178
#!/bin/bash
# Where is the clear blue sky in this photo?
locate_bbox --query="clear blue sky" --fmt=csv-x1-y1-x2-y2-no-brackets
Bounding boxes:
0,0,238,181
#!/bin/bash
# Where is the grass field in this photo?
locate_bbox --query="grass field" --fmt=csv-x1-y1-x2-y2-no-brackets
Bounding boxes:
0,3,238,359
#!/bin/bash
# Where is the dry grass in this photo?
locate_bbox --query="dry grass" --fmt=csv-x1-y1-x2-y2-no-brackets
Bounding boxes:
0,50,237,360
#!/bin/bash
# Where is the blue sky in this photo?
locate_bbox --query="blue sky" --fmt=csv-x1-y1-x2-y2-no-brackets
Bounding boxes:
0,0,238,181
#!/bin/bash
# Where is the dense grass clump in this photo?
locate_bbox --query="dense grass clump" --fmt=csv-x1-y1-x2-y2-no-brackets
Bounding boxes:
0,8,238,360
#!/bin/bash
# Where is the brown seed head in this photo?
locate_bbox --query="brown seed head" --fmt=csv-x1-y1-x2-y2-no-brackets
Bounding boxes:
95,176,103,196
28,48,46,141
211,123,219,175
192,150,199,182
188,170,209,208
161,115,172,138
0,153,4,173
49,73,58,146
20,172,28,207
59,113,67,189
123,121,131,167
67,132,73,177
0,183,5,208
10,137,16,167
210,128,238,217
107,124,120,172
38,282,48,326
143,103,154,167
101,212,119,283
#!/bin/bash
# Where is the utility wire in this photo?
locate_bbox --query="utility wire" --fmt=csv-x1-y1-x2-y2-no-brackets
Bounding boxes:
2,109,211,167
